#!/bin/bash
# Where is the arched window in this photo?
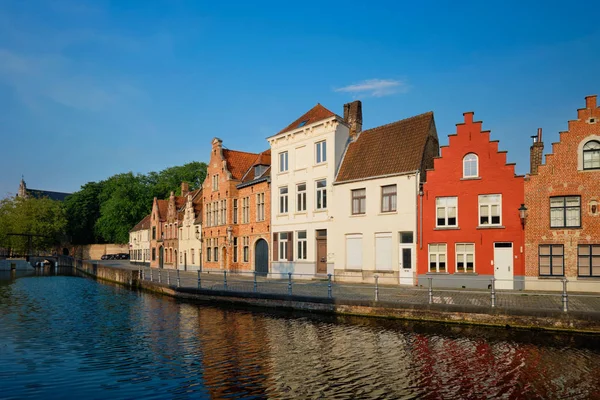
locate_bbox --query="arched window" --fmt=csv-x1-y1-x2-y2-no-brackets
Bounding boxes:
463,153,479,178
583,140,600,170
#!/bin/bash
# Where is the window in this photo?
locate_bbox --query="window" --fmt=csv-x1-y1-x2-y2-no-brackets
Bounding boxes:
243,237,249,262
463,153,479,178
279,151,288,172
429,244,447,273
316,179,327,210
152,248,156,261
352,188,366,215
233,199,238,224
436,197,457,227
479,194,502,226
279,232,288,261
220,200,227,225
233,237,238,263
375,233,393,271
214,238,219,262
212,175,219,191
456,243,475,273
191,249,195,264
242,197,250,223
152,227,156,240
539,245,564,276
381,185,397,213
297,231,307,260
316,140,327,164
583,140,600,170
206,239,211,262
279,187,288,214
578,245,600,277
206,206,211,227
296,183,306,212
346,234,363,269
550,196,581,228
257,193,265,221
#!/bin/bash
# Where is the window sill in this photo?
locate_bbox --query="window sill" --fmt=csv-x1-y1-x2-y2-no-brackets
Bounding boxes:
278,171,289,176
314,209,327,214
379,211,398,215
426,272,450,275
434,226,460,230
314,162,328,167
344,268,363,272
350,213,366,217
477,225,505,229
460,177,481,181
294,168,307,172
538,275,565,279
454,272,478,275
294,211,307,216
575,276,600,280
549,226,582,230
276,213,289,217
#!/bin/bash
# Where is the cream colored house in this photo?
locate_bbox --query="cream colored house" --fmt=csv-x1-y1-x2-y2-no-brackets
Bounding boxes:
332,111,439,285
267,102,360,278
178,188,203,271
129,214,151,265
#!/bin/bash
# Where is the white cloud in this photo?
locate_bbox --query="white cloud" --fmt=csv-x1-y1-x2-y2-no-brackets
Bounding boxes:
334,78,409,97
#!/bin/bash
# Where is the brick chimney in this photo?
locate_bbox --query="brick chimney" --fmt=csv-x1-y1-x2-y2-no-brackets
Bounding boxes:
530,128,544,175
343,100,362,140
181,182,189,197
585,95,597,109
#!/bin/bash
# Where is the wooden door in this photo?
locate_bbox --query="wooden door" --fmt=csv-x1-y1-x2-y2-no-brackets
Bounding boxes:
316,239,327,274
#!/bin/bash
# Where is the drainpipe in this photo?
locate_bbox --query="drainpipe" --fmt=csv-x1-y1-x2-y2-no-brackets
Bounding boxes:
418,172,423,250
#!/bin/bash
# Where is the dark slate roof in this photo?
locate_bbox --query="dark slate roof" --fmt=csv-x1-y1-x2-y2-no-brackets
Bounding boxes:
276,104,338,136
26,189,71,201
336,112,434,183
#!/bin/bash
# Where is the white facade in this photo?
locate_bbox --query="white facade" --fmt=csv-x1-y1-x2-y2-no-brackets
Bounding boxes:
268,115,350,278
178,194,202,271
331,173,420,285
130,226,150,264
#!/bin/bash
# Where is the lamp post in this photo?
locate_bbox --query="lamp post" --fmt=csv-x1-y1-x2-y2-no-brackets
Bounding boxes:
518,204,528,227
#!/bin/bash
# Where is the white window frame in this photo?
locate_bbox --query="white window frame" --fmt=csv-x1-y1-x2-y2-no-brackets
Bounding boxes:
279,187,288,214
316,179,327,210
279,151,288,172
463,153,479,178
478,194,502,226
242,197,250,224
296,183,306,212
315,140,327,164
583,140,600,170
233,199,238,224
436,197,458,227
212,175,219,191
352,188,366,215
429,243,447,273
381,185,397,213
550,196,581,228
297,231,307,260
279,232,288,261
455,243,475,273
256,193,265,221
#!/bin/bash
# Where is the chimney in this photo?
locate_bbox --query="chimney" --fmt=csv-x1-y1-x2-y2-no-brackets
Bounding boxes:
181,182,189,197
530,128,544,175
343,100,362,140
585,95,597,110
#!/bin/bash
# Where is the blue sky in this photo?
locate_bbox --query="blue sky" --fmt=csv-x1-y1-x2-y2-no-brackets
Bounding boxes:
1,0,599,198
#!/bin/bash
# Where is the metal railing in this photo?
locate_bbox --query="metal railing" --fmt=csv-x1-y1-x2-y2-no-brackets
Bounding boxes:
134,267,600,314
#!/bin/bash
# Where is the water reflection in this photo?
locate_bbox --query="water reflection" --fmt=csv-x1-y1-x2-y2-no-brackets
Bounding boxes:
0,272,599,399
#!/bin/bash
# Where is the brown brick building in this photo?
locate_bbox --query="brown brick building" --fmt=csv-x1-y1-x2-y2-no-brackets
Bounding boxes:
163,188,186,270
202,138,271,273
524,95,600,291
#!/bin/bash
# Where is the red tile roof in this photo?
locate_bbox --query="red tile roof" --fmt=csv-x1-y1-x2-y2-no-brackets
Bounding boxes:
277,104,338,135
130,214,151,232
336,112,435,183
156,199,168,220
223,149,259,180
240,150,272,183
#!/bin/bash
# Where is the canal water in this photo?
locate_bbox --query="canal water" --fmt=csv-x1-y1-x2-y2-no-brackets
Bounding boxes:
1,270,600,399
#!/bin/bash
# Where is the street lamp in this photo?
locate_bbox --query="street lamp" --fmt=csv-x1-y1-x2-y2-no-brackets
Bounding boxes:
195,227,200,240
518,204,528,227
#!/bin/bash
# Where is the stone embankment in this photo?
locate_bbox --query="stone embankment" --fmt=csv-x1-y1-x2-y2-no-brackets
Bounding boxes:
68,259,600,334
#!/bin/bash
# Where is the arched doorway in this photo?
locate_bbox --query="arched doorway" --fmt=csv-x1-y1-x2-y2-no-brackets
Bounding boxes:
255,239,268,276
220,246,227,269
159,246,164,269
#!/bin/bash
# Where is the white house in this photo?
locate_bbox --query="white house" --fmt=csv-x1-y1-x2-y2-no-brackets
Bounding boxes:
267,101,360,278
129,214,151,265
178,188,203,271
331,111,439,285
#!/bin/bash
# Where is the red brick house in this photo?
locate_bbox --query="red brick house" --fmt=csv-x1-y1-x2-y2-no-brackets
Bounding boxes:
163,187,186,270
419,112,525,289
202,138,271,273
525,95,600,291
149,197,168,268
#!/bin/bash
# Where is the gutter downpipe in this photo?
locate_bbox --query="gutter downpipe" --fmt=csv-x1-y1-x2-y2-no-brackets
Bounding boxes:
418,173,423,251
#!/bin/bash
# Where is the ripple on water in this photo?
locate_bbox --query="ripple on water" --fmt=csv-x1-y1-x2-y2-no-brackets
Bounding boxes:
1,275,600,399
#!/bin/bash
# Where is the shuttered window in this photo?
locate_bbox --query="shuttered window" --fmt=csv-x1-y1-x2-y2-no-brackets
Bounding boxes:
346,234,363,270
375,232,393,271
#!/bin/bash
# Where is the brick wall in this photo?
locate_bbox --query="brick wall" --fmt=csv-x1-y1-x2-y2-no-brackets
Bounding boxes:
525,95,600,286
236,180,271,271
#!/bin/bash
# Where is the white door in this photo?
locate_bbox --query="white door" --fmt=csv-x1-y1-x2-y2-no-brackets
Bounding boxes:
399,232,415,285
494,243,513,290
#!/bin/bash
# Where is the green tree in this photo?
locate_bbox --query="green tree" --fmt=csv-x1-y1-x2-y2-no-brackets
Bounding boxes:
148,162,208,199
64,181,104,245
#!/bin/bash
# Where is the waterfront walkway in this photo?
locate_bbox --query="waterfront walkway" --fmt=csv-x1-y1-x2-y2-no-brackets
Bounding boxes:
97,261,600,315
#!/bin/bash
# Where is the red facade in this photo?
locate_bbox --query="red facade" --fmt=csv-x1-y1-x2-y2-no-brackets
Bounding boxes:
418,112,525,289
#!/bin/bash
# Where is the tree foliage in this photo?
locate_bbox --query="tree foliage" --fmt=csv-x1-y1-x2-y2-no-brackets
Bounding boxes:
0,197,68,254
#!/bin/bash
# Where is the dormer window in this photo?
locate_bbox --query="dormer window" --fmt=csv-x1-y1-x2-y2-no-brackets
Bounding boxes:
254,165,267,177
583,140,600,170
463,153,479,178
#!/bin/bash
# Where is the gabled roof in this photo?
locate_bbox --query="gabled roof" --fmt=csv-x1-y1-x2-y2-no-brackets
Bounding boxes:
336,112,434,183
223,149,259,181
276,104,338,135
240,150,272,183
26,189,71,201
155,199,168,220
130,214,151,232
